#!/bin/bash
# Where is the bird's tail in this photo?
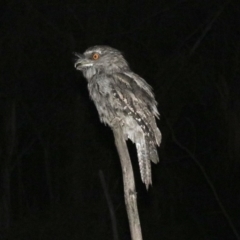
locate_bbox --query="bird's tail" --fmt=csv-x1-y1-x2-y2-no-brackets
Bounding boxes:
136,139,152,189
136,136,160,189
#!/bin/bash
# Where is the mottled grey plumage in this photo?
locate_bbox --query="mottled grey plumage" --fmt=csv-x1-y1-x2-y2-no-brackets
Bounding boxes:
74,46,161,188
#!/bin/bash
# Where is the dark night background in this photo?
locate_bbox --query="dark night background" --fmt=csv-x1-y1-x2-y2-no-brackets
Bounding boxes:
1,0,240,239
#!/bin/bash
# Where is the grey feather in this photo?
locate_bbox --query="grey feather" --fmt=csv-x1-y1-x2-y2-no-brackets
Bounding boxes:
74,45,161,188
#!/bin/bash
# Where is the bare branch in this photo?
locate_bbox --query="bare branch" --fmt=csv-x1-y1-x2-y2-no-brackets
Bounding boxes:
113,127,143,240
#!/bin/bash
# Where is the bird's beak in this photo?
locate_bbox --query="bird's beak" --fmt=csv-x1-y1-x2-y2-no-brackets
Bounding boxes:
74,53,93,70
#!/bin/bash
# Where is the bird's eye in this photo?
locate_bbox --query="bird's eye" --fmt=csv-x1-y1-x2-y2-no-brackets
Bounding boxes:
92,53,100,60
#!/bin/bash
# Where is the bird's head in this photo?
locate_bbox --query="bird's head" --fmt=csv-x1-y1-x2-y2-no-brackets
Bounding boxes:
74,46,129,78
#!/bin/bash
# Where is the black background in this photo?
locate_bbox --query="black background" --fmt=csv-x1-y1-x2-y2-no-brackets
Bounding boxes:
1,0,240,239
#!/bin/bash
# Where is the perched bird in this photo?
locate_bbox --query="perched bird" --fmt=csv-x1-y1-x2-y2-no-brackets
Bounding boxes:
74,46,161,188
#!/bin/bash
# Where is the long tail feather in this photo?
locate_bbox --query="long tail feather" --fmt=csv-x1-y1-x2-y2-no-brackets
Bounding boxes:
136,140,152,189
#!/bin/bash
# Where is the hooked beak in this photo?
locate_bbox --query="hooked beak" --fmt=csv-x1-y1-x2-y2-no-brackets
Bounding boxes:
74,53,93,70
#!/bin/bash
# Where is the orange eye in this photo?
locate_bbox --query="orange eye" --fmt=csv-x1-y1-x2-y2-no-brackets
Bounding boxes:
92,53,100,60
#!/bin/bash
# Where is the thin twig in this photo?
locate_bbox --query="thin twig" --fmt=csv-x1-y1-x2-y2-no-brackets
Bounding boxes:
164,114,240,240
189,1,231,56
112,127,143,240
99,170,119,240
